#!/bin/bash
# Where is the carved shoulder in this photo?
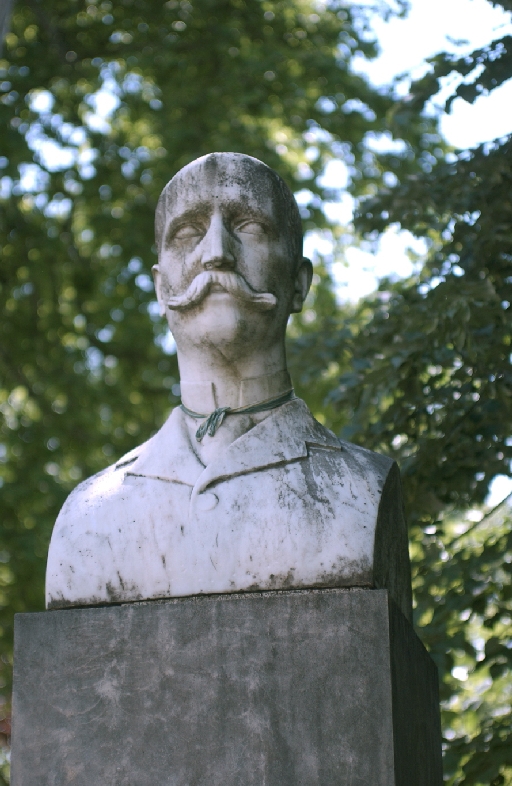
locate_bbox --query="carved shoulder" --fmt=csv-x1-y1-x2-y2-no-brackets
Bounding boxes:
335,441,411,620
373,461,412,621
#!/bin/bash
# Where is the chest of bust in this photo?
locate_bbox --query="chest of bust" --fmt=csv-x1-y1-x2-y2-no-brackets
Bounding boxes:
46,400,400,611
63,448,378,605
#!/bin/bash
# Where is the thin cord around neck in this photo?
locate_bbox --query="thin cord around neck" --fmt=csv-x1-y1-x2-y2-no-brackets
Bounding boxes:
181,389,295,441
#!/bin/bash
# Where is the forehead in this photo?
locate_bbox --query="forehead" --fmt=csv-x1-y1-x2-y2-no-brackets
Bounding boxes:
164,157,276,220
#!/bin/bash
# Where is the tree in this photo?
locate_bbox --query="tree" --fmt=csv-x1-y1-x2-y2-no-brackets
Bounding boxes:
308,4,512,782
0,1,442,781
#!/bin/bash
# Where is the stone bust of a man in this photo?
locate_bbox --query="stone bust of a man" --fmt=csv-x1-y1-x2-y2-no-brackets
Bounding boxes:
46,152,412,619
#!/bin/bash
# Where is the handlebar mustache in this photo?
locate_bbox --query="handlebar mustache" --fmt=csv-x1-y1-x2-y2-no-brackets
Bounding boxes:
166,270,278,311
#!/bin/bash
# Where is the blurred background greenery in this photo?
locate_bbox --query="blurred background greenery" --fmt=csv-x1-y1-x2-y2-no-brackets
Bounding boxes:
1,0,512,782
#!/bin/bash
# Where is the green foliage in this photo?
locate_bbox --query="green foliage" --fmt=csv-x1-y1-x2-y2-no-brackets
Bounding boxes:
287,257,356,433
415,502,512,785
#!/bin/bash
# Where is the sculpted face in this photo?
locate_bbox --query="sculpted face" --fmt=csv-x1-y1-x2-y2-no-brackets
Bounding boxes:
153,154,312,356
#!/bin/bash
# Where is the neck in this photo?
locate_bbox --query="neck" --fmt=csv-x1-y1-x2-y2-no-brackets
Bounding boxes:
177,342,291,411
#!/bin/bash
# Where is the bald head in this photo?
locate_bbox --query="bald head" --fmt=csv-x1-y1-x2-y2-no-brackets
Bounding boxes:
155,153,304,268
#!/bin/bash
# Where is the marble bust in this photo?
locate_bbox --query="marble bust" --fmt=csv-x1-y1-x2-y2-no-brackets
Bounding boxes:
46,153,412,619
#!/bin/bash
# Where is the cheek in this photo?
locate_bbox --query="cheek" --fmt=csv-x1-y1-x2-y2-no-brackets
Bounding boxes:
159,252,187,291
240,241,291,290
156,271,172,303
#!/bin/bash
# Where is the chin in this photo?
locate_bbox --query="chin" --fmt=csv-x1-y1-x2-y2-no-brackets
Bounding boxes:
173,297,276,353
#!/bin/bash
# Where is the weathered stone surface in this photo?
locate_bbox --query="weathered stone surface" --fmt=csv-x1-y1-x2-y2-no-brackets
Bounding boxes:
46,398,412,618
45,153,412,616
12,588,442,786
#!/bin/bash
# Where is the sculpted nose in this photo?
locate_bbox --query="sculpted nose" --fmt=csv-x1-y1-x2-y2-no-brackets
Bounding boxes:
199,213,235,270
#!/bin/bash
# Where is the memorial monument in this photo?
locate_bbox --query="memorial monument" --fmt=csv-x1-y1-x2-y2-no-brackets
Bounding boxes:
11,153,443,785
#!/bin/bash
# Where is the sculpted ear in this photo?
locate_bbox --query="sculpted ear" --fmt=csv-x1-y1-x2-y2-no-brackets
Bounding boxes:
290,257,313,313
152,264,167,317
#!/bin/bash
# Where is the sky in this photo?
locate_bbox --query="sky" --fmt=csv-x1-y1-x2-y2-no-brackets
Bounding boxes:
316,0,512,303
362,0,512,147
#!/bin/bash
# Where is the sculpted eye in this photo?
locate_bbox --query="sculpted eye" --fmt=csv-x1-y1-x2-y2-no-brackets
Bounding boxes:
235,220,266,235
173,224,203,240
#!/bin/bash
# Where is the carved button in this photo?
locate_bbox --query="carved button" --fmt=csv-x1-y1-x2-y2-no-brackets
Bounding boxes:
196,492,219,511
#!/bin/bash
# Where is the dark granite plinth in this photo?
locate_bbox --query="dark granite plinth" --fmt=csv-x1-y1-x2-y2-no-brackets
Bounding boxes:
11,589,442,786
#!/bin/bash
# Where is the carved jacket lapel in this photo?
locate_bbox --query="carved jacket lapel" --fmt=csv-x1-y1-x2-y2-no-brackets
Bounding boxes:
194,398,341,493
119,398,341,491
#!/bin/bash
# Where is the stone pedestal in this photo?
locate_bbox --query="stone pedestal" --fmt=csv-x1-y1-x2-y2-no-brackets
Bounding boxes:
11,588,442,786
